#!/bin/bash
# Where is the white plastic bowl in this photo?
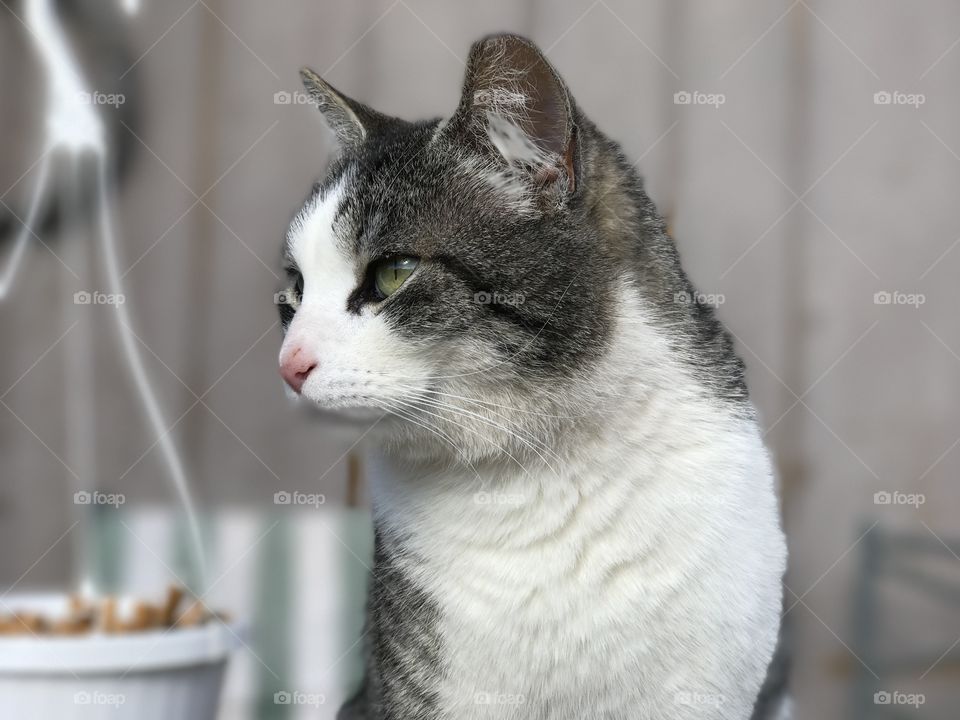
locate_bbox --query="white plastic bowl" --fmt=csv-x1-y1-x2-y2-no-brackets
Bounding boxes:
0,594,242,720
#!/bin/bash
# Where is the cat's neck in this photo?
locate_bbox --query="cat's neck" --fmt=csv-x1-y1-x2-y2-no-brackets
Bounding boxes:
366,289,760,559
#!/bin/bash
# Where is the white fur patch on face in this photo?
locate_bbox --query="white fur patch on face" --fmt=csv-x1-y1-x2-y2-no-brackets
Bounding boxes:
280,179,430,413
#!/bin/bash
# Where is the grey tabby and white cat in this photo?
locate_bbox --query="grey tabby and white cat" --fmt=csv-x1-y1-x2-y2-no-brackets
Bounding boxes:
277,34,789,720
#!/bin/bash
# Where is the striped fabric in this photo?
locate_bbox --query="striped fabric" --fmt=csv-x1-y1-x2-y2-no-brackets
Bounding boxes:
87,505,373,720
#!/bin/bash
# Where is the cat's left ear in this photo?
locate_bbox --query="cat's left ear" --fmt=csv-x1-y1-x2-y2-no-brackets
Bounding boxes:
300,67,386,149
444,34,579,197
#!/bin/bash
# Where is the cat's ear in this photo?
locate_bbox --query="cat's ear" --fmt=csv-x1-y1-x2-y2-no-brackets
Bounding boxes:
300,67,385,149
445,34,578,196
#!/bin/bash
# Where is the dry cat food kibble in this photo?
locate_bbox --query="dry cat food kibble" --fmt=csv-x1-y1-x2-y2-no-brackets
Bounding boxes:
0,586,227,635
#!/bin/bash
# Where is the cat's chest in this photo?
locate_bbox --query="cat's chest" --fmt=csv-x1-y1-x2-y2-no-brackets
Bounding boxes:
417,539,729,720
432,567,650,714
383,472,722,718
366,419,780,720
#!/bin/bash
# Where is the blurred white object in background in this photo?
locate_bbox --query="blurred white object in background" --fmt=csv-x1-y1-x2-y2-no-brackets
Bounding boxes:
0,593,241,720
7,0,208,591
25,0,104,151
83,506,371,719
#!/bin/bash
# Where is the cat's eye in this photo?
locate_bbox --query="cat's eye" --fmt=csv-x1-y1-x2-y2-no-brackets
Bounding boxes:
373,256,419,298
278,269,303,326
285,269,303,308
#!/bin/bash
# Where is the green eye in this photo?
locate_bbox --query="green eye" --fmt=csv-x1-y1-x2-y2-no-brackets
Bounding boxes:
373,256,419,298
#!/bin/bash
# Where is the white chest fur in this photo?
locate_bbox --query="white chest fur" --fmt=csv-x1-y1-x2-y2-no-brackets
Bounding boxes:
368,374,786,719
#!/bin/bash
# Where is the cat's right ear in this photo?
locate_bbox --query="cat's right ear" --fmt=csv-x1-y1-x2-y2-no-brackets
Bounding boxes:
299,67,385,149
442,35,579,198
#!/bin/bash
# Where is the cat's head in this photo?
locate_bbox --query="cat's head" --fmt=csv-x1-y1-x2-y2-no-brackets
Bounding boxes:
278,34,734,465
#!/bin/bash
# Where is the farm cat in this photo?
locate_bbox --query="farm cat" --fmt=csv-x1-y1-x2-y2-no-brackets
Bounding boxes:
278,34,788,720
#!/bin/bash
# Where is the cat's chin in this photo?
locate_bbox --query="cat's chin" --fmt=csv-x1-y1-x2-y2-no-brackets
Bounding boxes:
325,406,387,424
286,388,386,425
303,402,386,426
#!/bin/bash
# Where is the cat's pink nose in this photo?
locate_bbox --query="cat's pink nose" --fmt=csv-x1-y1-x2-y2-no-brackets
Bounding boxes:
279,345,318,394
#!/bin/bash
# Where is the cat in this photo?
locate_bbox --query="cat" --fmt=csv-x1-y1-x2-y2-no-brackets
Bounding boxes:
277,33,789,720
